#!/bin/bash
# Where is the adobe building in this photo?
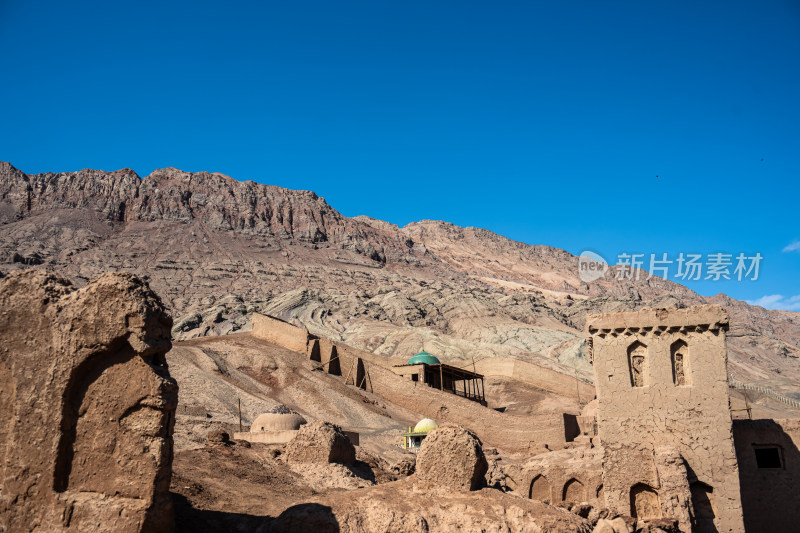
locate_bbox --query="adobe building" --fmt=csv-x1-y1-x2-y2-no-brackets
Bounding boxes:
253,310,800,532
731,418,800,532
393,350,487,405
401,417,439,452
250,312,572,453
233,403,361,446
587,306,744,532
233,404,307,444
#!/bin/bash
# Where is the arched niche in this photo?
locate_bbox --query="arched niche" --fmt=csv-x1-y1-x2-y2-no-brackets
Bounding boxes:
53,341,171,499
529,474,551,503
563,478,585,502
627,341,648,387
630,483,661,520
670,339,689,386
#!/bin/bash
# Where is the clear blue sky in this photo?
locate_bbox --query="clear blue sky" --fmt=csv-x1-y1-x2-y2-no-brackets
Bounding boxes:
1,1,798,309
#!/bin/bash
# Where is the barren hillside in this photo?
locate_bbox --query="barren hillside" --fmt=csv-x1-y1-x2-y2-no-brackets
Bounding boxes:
1,161,799,397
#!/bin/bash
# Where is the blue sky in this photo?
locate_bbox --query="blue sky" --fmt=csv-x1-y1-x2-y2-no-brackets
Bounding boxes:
1,1,798,309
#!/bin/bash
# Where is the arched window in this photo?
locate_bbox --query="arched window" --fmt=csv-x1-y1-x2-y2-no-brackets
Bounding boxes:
529,474,551,503
627,341,648,387
670,340,689,386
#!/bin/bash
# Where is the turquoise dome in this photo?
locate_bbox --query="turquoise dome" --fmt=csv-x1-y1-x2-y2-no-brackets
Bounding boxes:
407,350,440,365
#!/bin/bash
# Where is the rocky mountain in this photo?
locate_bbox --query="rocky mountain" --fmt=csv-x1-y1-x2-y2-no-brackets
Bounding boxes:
1,161,799,395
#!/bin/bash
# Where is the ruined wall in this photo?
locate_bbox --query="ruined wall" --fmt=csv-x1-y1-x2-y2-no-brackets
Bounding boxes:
372,361,567,451
520,447,604,507
318,338,342,376
587,306,744,533
475,357,595,403
251,314,349,377
252,313,313,353
333,342,569,452
732,418,800,533
393,364,424,381
0,270,178,533
246,317,569,452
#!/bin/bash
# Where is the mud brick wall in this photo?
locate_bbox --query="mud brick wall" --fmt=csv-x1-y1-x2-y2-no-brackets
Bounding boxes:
587,306,744,533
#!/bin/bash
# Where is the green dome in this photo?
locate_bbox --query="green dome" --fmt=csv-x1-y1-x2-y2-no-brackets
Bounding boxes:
407,350,441,365
413,418,439,433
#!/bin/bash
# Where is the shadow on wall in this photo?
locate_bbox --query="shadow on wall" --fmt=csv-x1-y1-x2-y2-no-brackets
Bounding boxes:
173,493,271,532
563,413,580,442
328,345,341,376
690,480,717,533
173,494,341,533
272,503,341,533
348,459,376,484
733,419,800,533
309,339,321,363
678,440,719,533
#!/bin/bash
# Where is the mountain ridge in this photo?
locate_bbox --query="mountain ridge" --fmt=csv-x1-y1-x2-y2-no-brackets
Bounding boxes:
1,161,799,397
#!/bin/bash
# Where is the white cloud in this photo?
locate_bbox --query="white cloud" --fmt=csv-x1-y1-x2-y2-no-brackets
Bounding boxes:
782,241,800,253
746,293,800,311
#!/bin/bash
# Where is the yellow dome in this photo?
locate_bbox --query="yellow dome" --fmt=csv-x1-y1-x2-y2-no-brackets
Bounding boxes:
413,418,438,433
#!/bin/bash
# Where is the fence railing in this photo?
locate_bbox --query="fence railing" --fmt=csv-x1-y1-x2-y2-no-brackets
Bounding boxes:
728,378,800,409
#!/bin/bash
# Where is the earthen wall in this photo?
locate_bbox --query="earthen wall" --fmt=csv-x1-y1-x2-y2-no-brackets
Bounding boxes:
732,418,800,533
252,313,312,353
587,306,744,532
247,315,569,452
475,357,595,403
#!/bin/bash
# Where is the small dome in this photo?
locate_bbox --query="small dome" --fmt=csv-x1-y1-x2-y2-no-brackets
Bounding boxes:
407,350,441,365
251,411,307,432
413,418,438,433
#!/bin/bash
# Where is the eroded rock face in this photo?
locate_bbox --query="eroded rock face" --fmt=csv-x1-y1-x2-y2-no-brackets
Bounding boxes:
0,270,178,532
416,424,488,492
284,420,355,465
207,429,231,446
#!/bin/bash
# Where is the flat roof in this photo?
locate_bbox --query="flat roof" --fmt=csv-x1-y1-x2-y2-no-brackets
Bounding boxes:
393,362,484,380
